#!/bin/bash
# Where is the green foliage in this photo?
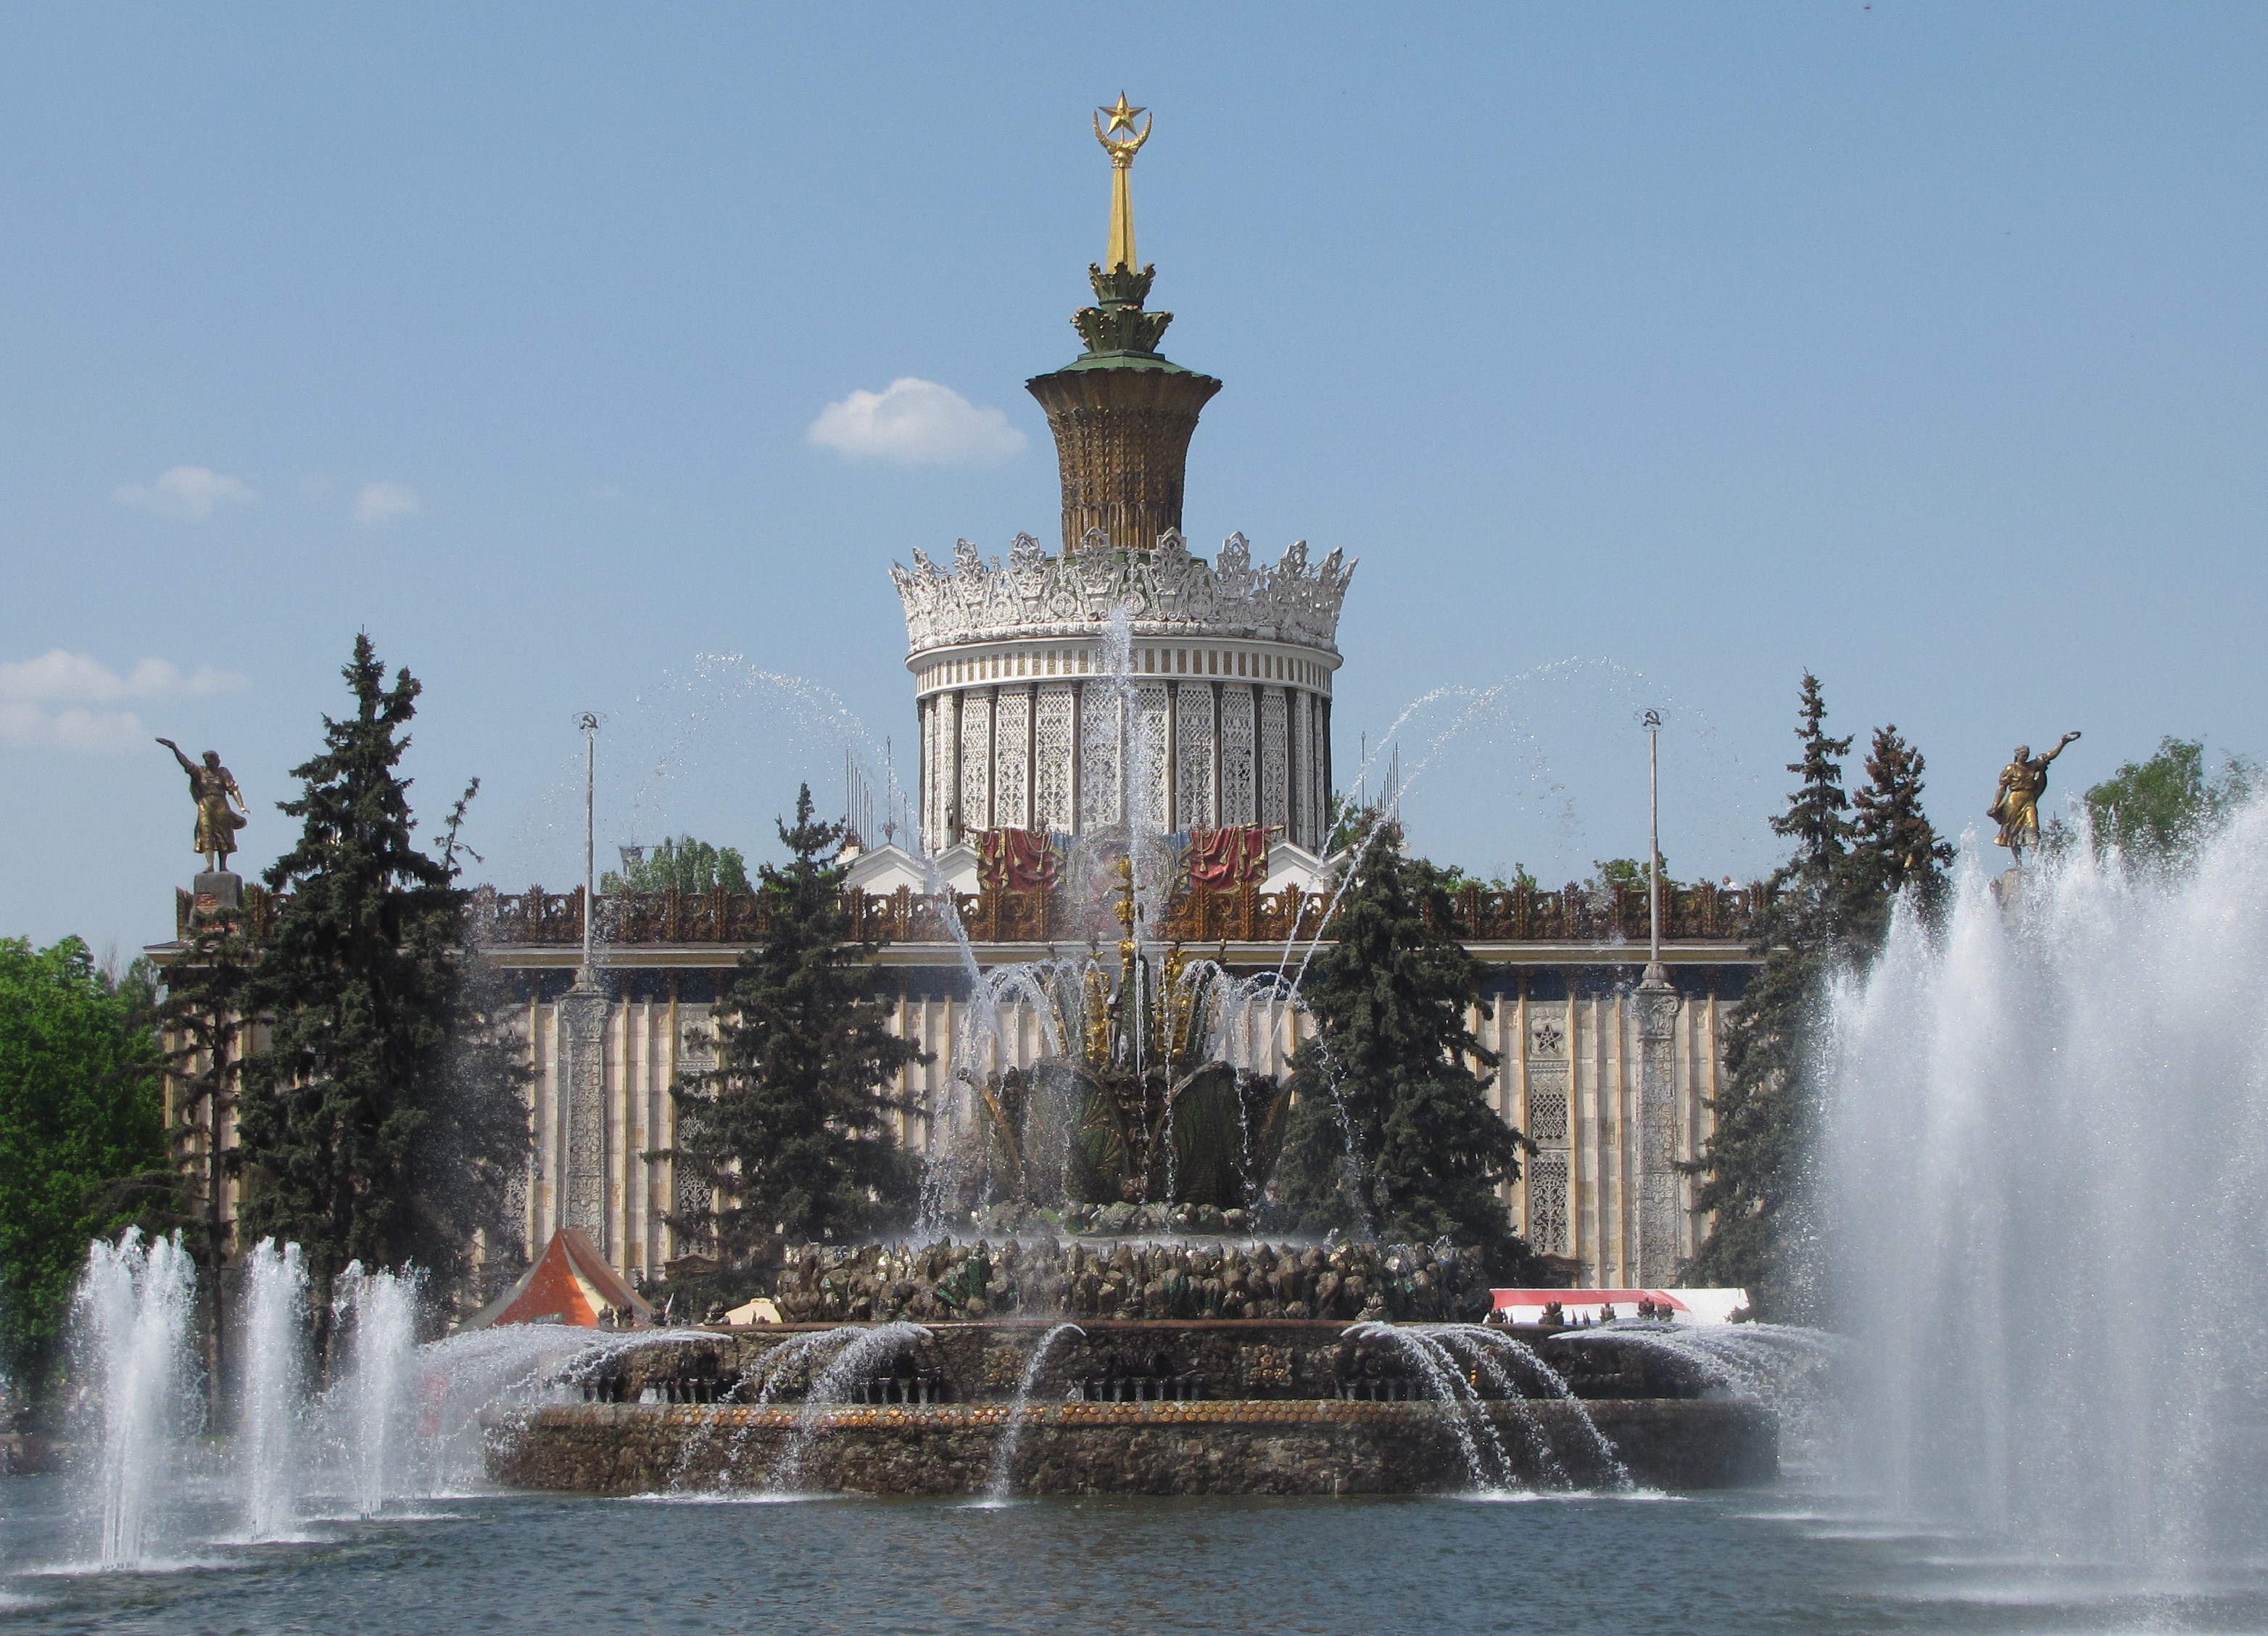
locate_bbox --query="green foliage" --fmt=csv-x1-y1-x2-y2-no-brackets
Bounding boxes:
1437,863,1541,894
601,835,752,895
236,634,529,1305
1847,723,1955,940
2083,736,2258,865
1686,680,1950,1320
1323,791,1365,856
1777,672,1853,872
1592,856,1675,893
0,937,169,1385
1278,815,1534,1274
668,785,930,1263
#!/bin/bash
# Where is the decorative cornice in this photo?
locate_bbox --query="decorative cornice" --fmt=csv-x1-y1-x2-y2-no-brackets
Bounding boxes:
891,529,1355,657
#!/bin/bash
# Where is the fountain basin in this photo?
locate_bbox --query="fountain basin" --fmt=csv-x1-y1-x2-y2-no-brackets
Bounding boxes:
487,1396,1771,1495
480,1319,1776,1495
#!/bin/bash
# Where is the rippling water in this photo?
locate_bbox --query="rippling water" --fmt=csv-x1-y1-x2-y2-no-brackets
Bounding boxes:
8,1475,2268,1634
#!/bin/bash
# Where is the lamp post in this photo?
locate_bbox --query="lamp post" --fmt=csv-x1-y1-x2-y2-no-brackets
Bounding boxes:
1635,707,1676,1285
578,713,599,973
1642,707,1663,978
563,711,607,1247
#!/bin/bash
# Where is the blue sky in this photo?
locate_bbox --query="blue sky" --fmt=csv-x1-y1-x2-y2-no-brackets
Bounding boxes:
5,4,2264,956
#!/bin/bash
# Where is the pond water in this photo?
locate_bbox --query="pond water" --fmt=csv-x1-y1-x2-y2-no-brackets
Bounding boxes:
6,1476,2268,1635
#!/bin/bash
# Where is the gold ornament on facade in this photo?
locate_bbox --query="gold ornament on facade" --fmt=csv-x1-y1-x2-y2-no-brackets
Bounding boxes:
1083,963,1114,1066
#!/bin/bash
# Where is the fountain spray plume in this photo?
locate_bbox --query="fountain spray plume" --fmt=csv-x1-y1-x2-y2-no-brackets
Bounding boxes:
1345,1320,1512,1493
980,1323,1085,1503
331,1261,423,1519
237,1238,310,1540
1830,798,2268,1571
769,1322,932,1492
70,1229,198,1569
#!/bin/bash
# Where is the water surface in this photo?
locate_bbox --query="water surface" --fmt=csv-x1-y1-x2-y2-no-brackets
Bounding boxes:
7,1476,2267,1634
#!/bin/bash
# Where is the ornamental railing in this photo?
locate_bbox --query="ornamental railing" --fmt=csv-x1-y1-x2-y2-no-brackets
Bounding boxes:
471,879,1769,950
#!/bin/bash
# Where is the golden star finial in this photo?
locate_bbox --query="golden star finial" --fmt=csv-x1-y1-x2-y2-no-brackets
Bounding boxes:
1101,91,1146,137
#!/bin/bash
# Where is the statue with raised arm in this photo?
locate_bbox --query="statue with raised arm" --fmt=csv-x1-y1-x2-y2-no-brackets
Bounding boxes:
1990,731,2081,857
158,738,248,873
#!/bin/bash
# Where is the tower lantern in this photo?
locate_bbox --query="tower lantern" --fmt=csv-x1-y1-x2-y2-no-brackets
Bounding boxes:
892,99,1352,855
1025,94,1222,556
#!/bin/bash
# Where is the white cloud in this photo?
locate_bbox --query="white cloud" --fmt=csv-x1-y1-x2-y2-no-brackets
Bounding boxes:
806,378,1026,467
114,465,260,520
0,702,146,751
0,649,240,704
354,481,421,527
0,650,244,752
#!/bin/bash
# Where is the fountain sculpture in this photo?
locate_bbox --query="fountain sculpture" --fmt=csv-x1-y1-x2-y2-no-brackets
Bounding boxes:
959,856,1291,1215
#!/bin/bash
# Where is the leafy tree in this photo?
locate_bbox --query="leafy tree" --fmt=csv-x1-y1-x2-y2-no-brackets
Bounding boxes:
236,635,527,1308
667,786,928,1263
1592,855,1677,894
1278,814,1534,1272
2084,736,2259,865
0,937,169,1390
602,835,752,895
1438,863,1541,894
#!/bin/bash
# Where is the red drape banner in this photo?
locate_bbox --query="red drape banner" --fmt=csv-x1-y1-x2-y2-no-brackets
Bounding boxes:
1186,826,1270,893
977,828,1059,892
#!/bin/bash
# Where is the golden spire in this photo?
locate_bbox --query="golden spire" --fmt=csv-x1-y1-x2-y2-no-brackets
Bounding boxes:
1093,92,1151,273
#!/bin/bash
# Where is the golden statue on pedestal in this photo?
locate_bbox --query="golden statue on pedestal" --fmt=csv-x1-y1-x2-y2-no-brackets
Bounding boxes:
158,737,248,873
1990,731,2081,857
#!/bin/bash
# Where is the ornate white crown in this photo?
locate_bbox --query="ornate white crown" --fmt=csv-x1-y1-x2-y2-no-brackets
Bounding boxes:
891,528,1355,655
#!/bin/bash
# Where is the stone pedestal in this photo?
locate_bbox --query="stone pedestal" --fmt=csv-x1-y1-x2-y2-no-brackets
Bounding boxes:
557,969,609,1253
1632,963,1680,1287
191,871,242,914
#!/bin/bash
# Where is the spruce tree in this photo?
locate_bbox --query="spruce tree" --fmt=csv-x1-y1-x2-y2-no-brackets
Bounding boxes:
1277,816,1531,1271
1847,723,1954,940
1685,672,1851,1317
668,786,928,1263
236,635,527,1306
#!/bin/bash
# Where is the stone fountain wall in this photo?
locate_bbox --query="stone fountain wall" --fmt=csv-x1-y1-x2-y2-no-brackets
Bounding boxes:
484,1319,1776,1497
760,1236,1499,1326
489,1396,1774,1497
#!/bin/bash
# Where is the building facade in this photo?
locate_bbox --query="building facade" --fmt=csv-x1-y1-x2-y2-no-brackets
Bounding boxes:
159,109,1762,1297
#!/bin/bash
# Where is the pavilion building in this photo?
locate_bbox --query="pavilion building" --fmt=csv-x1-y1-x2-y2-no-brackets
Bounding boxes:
160,106,1763,1303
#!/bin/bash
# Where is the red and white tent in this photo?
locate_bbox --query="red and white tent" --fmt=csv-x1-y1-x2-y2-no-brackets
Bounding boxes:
464,1229,653,1330
1489,1287,1750,1326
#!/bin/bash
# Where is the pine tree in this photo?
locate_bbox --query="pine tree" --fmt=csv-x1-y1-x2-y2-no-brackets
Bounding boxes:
1847,723,1954,941
1684,672,1851,1317
1777,671,1853,875
236,635,527,1306
668,786,929,1263
1277,816,1532,1272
